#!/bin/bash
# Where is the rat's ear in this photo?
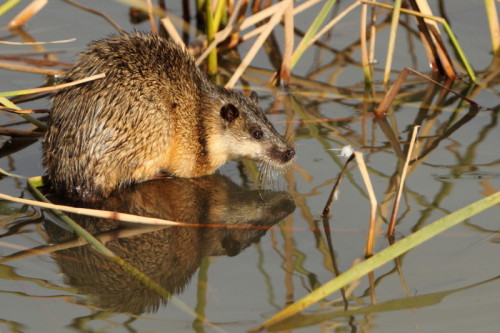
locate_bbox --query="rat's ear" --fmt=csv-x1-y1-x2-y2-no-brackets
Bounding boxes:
220,104,239,123
250,91,259,103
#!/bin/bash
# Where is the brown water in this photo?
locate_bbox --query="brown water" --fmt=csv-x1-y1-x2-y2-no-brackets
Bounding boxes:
1,1,499,332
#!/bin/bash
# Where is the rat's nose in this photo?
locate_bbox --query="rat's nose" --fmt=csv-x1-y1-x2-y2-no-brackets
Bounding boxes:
285,147,295,162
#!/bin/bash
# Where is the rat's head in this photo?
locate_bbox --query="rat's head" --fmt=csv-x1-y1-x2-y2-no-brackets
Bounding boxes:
208,90,295,171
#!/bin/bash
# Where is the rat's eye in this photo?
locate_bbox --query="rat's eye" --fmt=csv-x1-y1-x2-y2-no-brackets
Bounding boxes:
252,129,264,140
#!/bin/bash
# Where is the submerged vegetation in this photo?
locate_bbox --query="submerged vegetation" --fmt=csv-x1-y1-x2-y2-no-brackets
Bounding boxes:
1,0,499,332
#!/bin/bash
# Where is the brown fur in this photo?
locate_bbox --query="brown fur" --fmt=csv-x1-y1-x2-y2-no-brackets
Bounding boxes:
43,32,295,202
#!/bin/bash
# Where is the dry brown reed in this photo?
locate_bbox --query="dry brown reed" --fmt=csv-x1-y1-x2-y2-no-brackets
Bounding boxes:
360,1,371,83
6,0,47,29
0,55,71,67
146,0,157,34
410,0,456,78
225,0,292,88
0,38,76,45
0,60,65,75
485,0,500,55
353,151,379,257
382,0,402,85
0,192,188,226
0,127,44,137
0,73,105,97
322,153,355,217
387,125,420,237
161,15,185,48
0,106,48,114
61,0,124,33
280,0,294,84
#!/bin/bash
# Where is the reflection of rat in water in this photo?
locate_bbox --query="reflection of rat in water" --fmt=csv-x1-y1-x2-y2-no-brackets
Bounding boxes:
43,32,295,202
44,175,295,314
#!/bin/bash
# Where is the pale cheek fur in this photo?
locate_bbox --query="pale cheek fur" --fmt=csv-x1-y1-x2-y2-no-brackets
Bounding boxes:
207,134,232,169
227,137,264,160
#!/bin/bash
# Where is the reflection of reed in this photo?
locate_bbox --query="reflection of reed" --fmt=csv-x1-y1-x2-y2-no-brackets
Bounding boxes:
267,275,500,331
260,66,497,329
1,3,498,332
42,174,295,314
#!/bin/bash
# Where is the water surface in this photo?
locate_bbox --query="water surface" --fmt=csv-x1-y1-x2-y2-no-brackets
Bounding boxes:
1,1,499,332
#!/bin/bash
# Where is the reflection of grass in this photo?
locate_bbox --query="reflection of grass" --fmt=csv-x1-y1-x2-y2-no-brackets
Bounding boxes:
0,264,75,293
19,177,224,332
267,275,499,331
2,0,491,86
0,0,22,16
282,69,495,329
0,1,499,331
252,191,500,331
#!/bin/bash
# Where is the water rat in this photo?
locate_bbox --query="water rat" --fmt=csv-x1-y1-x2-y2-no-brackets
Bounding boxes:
42,32,295,202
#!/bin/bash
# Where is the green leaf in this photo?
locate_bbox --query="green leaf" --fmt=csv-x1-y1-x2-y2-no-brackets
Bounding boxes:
251,191,500,332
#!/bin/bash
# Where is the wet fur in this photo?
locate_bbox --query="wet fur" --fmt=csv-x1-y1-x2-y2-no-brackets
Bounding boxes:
43,32,295,202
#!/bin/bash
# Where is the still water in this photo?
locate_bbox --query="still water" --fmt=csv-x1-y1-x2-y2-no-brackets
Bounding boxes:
1,1,499,332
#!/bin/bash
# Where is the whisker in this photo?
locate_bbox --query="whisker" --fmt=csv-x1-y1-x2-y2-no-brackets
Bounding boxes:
257,160,285,190
258,163,265,186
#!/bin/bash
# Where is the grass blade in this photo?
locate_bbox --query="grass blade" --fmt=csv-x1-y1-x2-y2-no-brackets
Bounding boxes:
291,0,338,68
411,0,456,79
0,0,22,16
322,153,355,217
353,151,378,257
62,0,123,33
205,0,217,75
1,186,187,227
280,0,294,84
266,277,498,330
485,0,500,56
225,0,291,88
0,38,75,45
0,73,105,98
250,191,500,332
0,96,47,130
7,0,47,29
0,60,65,75
387,125,420,237
362,0,477,82
360,2,372,84
383,0,402,85
304,1,360,57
